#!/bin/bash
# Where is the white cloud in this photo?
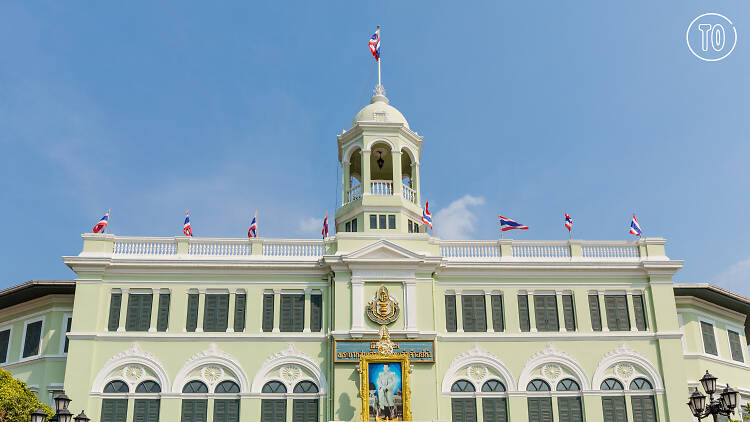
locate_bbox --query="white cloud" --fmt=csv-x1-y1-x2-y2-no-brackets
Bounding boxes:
298,216,323,236
434,195,485,240
713,258,750,297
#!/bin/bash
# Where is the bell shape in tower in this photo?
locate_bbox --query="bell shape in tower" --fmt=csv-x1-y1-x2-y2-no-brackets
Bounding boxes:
336,87,424,234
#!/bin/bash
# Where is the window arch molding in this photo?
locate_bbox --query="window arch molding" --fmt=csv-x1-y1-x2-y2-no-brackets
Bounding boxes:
364,137,396,153
342,145,362,166
172,343,249,394
441,344,515,394
92,343,170,394
251,343,327,396
592,344,663,390
517,343,589,391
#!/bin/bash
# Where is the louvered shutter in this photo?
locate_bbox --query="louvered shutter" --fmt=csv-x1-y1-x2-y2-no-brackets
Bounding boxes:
602,396,627,422
617,296,630,331
215,400,239,422
535,295,558,332
134,399,160,422
310,294,322,332
491,295,504,332
102,399,128,422
126,294,140,331
0,330,9,363
633,294,647,331
261,399,286,422
562,295,576,331
280,295,291,332
293,294,305,332
547,295,559,331
148,399,161,422
186,294,199,332
156,293,170,332
445,295,457,332
701,321,718,355
227,400,240,422
558,397,583,422
293,399,318,422
217,294,229,332
728,330,744,362
214,400,226,422
140,294,153,331
462,295,475,332
519,294,530,332
604,296,618,331
234,294,247,332
528,398,540,422
534,295,547,331
22,321,42,358
482,397,507,422
589,294,602,331
451,398,477,422
462,295,486,332
262,294,274,332
181,399,207,422
108,292,122,331
203,294,217,332
540,397,553,422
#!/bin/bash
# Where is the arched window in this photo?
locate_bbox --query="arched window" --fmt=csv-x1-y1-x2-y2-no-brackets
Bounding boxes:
102,381,129,422
556,379,583,422
181,381,208,422
134,381,161,422
481,380,507,422
451,380,477,422
630,378,657,422
261,381,287,422
214,381,241,422
293,381,319,422
600,378,627,422
527,380,552,422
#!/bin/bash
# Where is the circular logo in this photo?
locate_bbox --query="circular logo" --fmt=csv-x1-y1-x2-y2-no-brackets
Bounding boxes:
686,13,738,61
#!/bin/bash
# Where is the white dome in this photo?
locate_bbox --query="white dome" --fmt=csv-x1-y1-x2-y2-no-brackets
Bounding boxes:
352,94,409,128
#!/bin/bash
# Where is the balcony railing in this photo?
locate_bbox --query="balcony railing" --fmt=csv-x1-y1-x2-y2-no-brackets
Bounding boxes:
104,236,326,259
370,180,393,196
402,185,417,204
440,240,643,261
345,184,362,204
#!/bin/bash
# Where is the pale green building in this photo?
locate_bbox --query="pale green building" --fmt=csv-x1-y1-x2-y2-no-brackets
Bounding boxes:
2,86,750,422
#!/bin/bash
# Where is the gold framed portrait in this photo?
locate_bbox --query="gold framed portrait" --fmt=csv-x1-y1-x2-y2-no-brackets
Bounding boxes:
359,353,412,421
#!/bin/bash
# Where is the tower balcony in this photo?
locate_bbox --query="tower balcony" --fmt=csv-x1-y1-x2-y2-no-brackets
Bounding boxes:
344,181,418,206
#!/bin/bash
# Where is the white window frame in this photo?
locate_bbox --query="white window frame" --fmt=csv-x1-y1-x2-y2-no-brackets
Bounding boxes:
725,325,747,363
20,316,45,360
60,313,73,355
698,317,719,357
0,324,11,364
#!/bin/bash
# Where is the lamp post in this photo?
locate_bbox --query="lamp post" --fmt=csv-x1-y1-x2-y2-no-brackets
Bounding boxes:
73,411,91,422
53,392,73,422
687,370,739,421
30,408,47,422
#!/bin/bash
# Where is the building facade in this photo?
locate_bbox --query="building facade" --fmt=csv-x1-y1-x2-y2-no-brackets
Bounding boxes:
2,88,750,422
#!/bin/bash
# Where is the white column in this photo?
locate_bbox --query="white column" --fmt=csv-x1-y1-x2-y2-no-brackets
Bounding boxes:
412,162,421,206
627,291,638,331
556,290,566,332
273,289,281,333
599,291,609,332
303,288,312,333
392,150,402,197
342,160,350,205
405,280,417,333
351,279,365,332
148,289,160,332
196,290,205,333
528,290,537,332
455,290,464,333
118,288,129,332
485,291,494,332
362,150,372,195
227,289,236,333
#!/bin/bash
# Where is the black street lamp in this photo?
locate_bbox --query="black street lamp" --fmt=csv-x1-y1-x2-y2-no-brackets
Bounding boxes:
688,370,739,421
73,411,91,422
30,408,47,422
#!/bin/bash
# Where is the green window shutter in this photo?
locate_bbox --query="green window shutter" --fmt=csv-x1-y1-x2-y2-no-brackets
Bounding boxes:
293,399,318,422
203,294,217,332
462,295,474,332
102,399,128,422
234,294,247,332
126,294,140,331
602,396,627,422
562,295,576,331
528,397,552,422
293,294,305,332
558,397,583,422
462,295,486,332
491,295,504,332
604,296,617,331
261,399,286,422
134,399,160,422
535,295,558,332
186,294,199,332
547,295,559,331
310,294,322,332
633,294,647,331
181,399,207,422
445,295,457,332
617,295,630,331
605,295,630,331
140,293,153,331
728,330,744,362
0,329,10,363
528,398,540,422
534,295,547,331
588,294,602,331
541,397,553,422
108,293,122,331
214,400,225,422
22,321,42,358
280,295,292,332
262,294,274,332
701,321,718,355
156,293,170,332
476,295,487,331
215,399,239,422
482,397,507,422
518,294,530,332
217,294,229,332
63,317,72,353
451,398,477,422
228,399,240,422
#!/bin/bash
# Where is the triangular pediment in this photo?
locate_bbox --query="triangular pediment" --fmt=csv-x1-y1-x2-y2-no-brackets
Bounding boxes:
344,240,425,261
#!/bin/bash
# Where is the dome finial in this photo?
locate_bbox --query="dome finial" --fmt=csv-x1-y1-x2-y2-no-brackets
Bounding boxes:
371,84,388,104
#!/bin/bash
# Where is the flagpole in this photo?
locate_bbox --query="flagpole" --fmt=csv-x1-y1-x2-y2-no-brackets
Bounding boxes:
377,25,382,87
106,209,111,234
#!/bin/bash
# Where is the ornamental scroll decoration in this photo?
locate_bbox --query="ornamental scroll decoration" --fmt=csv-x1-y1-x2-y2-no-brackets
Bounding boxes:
366,285,400,325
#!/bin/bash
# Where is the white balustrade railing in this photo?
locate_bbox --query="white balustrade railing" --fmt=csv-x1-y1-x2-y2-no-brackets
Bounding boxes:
345,184,362,204
440,241,500,259
113,238,177,256
189,239,252,256
370,180,393,196
402,184,417,203
262,240,325,257
582,243,639,259
512,242,570,259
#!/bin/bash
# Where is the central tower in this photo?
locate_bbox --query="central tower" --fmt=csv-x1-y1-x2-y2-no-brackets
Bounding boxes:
336,87,425,235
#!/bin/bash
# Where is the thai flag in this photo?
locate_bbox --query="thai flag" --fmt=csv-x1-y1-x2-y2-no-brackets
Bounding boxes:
564,213,573,232
248,212,258,238
629,214,642,236
369,27,380,61
183,210,192,237
498,215,529,232
322,214,328,238
422,202,433,230
92,210,109,233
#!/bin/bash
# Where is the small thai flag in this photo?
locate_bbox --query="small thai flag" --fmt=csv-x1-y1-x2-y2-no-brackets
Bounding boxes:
498,215,529,232
322,214,328,238
93,210,109,234
422,202,433,230
248,212,258,238
564,213,573,232
369,26,381,62
629,214,642,237
183,210,192,237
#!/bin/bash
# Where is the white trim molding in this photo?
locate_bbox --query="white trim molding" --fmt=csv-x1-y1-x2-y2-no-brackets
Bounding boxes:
172,343,249,394
441,343,515,394
518,343,590,391
593,343,664,390
251,343,327,395
92,343,170,393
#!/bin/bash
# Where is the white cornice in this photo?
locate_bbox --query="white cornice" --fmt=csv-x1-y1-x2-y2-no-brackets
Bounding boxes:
68,332,328,341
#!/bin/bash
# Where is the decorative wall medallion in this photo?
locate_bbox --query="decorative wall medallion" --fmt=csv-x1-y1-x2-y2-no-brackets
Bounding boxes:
122,365,144,381
201,365,224,384
615,363,634,379
280,365,301,383
468,365,488,381
366,285,400,325
542,364,562,380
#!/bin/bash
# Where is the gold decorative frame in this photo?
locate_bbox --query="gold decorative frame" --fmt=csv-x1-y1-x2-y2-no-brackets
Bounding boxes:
359,353,412,421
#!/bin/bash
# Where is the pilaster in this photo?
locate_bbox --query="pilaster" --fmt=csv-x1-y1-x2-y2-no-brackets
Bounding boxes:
411,162,420,206
556,291,566,332
351,279,364,332
362,150,372,195
227,289,236,333
117,288,129,332
528,290,537,332
148,288,160,332
303,288,312,333
272,289,281,333
391,150,402,197
485,291,494,332
342,160,351,205
598,291,609,332
455,290,464,333
627,291,638,332
196,290,205,333
405,280,418,333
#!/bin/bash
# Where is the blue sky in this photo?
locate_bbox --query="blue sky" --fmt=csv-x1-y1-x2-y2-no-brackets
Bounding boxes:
1,2,749,294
